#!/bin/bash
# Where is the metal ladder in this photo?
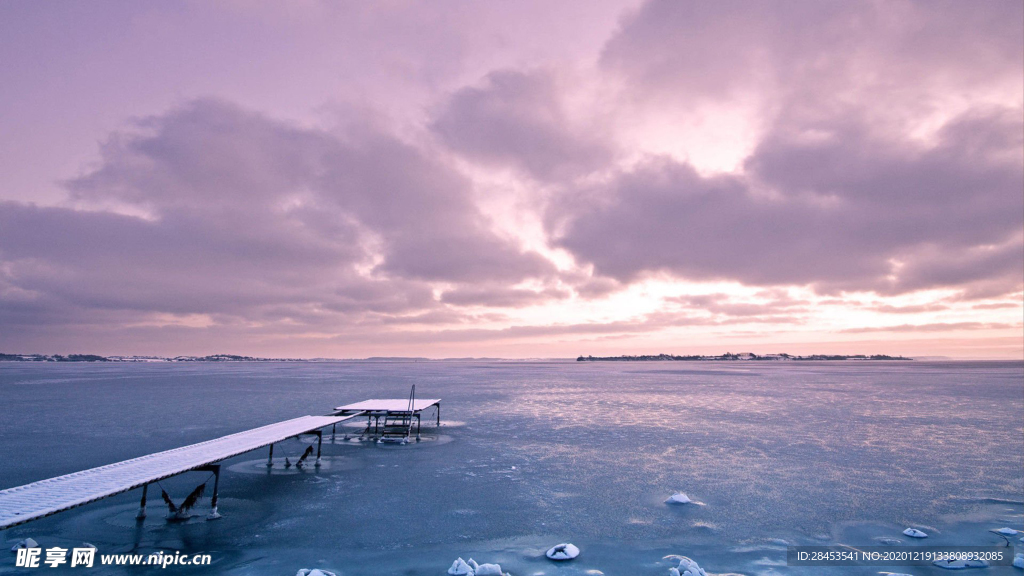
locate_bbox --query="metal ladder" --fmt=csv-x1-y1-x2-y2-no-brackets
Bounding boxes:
379,385,416,443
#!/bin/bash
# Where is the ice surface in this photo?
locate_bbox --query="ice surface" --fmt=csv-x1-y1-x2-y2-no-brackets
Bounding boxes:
0,360,1021,575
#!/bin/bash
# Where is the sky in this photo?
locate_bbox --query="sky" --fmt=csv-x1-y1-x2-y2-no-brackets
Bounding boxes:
0,0,1021,359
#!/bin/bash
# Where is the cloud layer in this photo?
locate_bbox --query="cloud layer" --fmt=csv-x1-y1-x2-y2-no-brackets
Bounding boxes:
0,0,1020,357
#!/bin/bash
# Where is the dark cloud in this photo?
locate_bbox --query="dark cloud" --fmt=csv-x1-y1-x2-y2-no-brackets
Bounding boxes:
601,0,1023,108
538,0,1024,299
431,69,612,180
440,285,570,307
972,302,1021,311
868,303,950,315
0,99,557,345
550,105,1023,295
667,293,809,318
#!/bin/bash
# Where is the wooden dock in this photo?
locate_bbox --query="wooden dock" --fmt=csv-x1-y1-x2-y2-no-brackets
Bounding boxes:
0,396,442,530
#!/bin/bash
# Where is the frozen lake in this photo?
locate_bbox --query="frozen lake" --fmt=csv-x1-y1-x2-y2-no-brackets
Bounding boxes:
1,360,1021,575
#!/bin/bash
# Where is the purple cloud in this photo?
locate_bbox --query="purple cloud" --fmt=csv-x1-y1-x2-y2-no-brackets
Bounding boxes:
431,69,612,180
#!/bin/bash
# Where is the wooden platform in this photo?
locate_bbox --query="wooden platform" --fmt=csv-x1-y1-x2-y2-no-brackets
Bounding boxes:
334,398,441,442
0,414,357,530
333,398,441,414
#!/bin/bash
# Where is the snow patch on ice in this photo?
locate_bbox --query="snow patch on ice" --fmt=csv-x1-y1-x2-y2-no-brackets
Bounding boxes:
474,563,503,576
546,543,579,561
447,557,507,575
10,538,38,552
448,557,474,575
295,569,336,576
671,556,706,576
665,493,692,505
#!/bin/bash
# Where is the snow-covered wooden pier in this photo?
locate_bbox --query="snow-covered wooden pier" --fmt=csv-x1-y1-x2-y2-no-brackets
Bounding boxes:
0,395,442,530
334,397,441,442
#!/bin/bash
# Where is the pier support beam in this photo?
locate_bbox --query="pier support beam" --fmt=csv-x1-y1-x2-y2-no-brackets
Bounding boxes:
205,465,222,520
135,484,148,521
315,431,323,468
266,443,274,468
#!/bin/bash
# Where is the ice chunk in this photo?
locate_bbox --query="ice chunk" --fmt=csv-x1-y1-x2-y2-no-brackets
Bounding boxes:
902,528,927,538
665,493,692,505
295,570,337,576
474,563,503,576
467,558,480,571
1013,553,1023,569
546,543,580,561
10,538,38,552
447,557,474,575
995,527,1020,535
669,568,681,576
677,557,707,576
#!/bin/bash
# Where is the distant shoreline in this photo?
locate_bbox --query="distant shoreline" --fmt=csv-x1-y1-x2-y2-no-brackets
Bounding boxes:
0,353,562,363
577,353,913,361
